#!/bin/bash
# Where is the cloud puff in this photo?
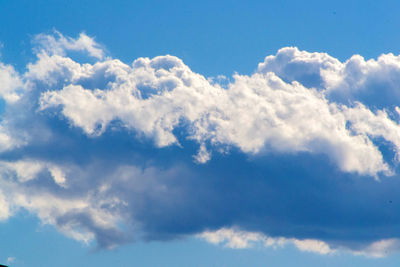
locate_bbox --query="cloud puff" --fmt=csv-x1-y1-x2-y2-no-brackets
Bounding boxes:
33,30,105,60
0,63,23,102
2,32,400,254
257,47,400,109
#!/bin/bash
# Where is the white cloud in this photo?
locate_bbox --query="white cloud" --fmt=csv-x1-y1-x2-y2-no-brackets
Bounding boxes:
33,31,105,59
193,143,211,164
257,47,342,90
256,47,400,109
0,160,69,186
199,228,270,249
48,165,67,187
0,63,24,102
2,32,400,253
352,239,400,258
199,228,400,258
292,239,334,255
4,160,44,182
0,125,19,152
198,228,336,255
37,53,396,176
0,190,10,221
4,175,124,247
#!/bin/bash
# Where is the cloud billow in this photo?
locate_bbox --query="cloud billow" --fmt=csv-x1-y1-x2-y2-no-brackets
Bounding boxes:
1,32,400,256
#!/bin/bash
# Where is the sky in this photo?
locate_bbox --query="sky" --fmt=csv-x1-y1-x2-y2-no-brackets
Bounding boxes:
2,0,400,266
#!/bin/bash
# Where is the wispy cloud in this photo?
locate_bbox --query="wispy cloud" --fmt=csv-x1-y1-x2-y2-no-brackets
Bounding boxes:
199,228,400,258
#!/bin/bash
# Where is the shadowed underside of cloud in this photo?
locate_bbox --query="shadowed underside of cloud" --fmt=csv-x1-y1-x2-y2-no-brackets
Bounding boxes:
1,32,400,256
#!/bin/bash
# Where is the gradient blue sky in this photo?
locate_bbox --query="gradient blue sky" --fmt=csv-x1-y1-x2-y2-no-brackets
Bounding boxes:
2,0,400,266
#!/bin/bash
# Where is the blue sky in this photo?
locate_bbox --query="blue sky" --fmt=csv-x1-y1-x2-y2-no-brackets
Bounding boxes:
2,0,400,266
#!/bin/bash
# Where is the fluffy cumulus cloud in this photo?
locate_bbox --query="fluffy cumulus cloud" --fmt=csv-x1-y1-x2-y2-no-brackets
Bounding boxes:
2,32,400,255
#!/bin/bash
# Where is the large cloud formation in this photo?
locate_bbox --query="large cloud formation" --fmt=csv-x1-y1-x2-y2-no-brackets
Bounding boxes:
1,32,400,256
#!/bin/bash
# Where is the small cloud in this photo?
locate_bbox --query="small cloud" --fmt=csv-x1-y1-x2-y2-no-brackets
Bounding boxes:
198,228,336,255
33,30,105,59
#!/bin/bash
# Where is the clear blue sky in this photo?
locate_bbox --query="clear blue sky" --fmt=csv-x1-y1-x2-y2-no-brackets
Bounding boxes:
2,0,400,266
2,0,400,75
